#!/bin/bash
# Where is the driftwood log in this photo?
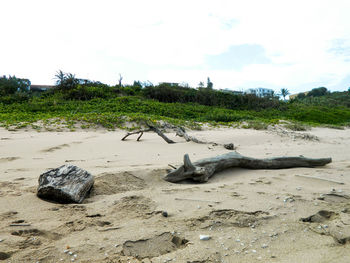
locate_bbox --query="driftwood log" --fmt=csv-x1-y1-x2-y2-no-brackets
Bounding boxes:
175,127,208,144
122,124,175,144
164,152,332,183
122,124,234,149
37,165,94,203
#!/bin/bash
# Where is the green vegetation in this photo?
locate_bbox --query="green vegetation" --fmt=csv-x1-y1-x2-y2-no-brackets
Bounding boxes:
0,72,349,131
283,122,309,131
279,88,290,101
291,88,350,108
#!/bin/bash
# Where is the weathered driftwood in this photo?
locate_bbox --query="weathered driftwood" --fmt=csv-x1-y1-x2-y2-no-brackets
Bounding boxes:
175,127,208,144
122,125,234,150
121,129,151,141
37,165,94,203
121,125,175,144
164,152,332,183
175,127,234,150
148,124,175,144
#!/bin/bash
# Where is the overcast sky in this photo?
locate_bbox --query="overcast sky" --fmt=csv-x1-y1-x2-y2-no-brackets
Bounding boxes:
1,0,350,94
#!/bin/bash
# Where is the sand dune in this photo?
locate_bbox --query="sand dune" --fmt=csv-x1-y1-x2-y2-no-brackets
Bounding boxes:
0,127,350,262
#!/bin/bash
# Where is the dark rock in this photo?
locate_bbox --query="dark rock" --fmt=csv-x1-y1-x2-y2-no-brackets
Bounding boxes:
223,143,234,150
0,252,11,260
37,165,94,203
162,211,168,217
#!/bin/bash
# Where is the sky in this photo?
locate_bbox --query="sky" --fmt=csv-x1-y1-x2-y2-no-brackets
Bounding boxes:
1,0,350,94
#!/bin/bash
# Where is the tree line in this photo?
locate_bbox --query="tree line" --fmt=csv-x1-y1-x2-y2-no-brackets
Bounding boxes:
1,71,349,109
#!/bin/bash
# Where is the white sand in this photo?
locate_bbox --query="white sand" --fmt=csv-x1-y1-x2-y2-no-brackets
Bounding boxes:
0,127,350,262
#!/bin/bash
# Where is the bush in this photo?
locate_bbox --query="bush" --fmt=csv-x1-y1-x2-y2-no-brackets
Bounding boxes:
0,75,30,96
307,87,328,97
62,85,114,100
142,84,281,110
284,122,309,131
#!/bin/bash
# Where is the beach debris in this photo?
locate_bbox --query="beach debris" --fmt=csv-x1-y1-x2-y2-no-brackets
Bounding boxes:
122,123,234,149
295,174,344,185
122,232,188,259
283,197,295,203
168,164,177,169
97,226,121,232
176,127,234,150
164,152,332,183
12,219,25,224
162,211,168,217
199,235,211,241
224,143,235,150
122,124,175,144
9,223,31,227
37,165,94,203
175,126,208,144
86,213,102,218
0,252,11,260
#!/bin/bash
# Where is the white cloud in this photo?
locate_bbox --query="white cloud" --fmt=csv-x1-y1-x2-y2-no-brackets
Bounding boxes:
1,0,350,92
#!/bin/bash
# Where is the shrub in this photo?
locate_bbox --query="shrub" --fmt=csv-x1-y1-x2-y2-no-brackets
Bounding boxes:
0,75,30,96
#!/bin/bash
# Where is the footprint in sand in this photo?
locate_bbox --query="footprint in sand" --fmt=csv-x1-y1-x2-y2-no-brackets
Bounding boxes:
130,164,153,167
6,168,30,173
0,157,20,163
122,232,188,259
40,141,82,153
91,172,146,196
41,144,70,153
0,181,22,197
0,211,18,220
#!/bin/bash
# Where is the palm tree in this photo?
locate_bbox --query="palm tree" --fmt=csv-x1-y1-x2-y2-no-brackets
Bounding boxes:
54,70,78,91
280,88,290,100
54,70,66,86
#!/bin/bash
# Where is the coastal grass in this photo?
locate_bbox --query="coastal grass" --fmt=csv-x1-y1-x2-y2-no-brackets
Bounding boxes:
0,96,349,131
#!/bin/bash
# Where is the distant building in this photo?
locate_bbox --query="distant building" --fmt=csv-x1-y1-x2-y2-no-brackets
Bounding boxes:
245,87,274,97
220,89,244,95
30,85,55,92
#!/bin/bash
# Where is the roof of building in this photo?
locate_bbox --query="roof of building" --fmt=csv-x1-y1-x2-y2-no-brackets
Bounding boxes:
30,85,55,89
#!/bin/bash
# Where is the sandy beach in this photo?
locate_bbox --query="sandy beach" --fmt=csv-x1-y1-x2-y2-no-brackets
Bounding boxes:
1,126,350,262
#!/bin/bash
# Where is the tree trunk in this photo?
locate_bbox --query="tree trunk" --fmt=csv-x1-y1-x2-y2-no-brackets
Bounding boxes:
37,165,94,203
164,152,332,183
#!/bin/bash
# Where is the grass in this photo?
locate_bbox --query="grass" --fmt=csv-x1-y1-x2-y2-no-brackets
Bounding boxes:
0,96,349,131
283,122,309,131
